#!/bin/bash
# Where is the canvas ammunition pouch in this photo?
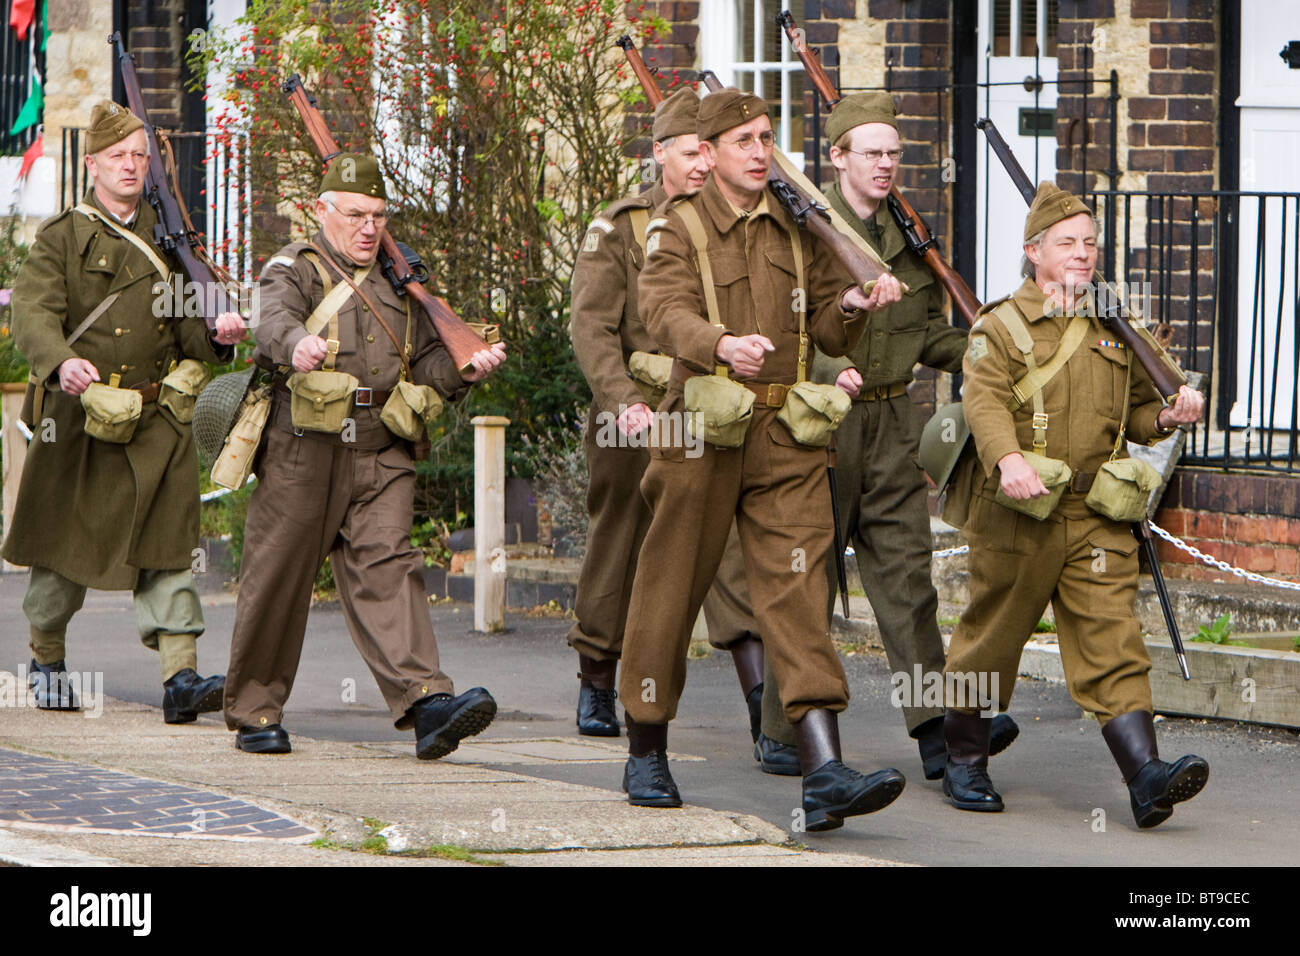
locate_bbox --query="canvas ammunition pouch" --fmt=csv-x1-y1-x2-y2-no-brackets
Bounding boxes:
778,379,851,447
211,381,271,490
380,380,444,442
80,379,142,443
157,358,211,424
994,449,1073,520
286,369,359,433
1085,357,1161,522
628,350,674,405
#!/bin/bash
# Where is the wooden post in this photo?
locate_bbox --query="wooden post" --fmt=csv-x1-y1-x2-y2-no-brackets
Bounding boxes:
473,415,510,632
1,383,29,573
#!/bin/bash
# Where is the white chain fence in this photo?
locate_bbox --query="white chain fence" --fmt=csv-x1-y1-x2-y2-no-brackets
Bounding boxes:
927,522,1300,593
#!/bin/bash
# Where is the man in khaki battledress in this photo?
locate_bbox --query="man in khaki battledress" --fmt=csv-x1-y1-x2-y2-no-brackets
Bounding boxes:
786,91,1018,779
568,88,796,772
617,89,908,831
223,154,507,757
3,100,242,722
942,182,1209,828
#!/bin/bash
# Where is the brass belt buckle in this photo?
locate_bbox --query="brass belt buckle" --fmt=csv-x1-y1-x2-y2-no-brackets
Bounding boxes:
355,387,373,407
1032,412,1049,430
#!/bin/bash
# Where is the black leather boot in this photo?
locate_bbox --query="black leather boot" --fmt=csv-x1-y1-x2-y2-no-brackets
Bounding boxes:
918,712,1022,780
754,733,801,775
576,655,619,737
622,714,681,808
942,709,1004,811
28,659,79,711
1102,710,1209,829
162,668,225,724
795,709,905,831
409,687,497,760
236,724,291,754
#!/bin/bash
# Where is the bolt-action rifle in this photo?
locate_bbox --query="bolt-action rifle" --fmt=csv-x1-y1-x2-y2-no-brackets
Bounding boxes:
975,116,1192,681
110,32,237,331
282,75,496,376
777,10,983,327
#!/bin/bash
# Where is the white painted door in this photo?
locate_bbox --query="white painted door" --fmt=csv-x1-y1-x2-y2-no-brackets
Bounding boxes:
975,0,1059,301
1233,0,1300,431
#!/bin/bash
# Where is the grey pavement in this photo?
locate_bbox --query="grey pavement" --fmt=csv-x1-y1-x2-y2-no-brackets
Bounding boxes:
0,570,1297,867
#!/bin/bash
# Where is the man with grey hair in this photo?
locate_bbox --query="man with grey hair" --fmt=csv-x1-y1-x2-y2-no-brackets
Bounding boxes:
942,181,1208,828
223,152,507,757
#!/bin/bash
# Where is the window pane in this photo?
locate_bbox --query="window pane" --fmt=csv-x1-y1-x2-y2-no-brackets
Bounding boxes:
1045,0,1059,58
1019,0,1038,56
737,0,754,62
993,0,1010,57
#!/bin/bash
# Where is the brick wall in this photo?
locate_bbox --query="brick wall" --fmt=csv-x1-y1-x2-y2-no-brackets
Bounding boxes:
1154,471,1300,583
123,0,188,128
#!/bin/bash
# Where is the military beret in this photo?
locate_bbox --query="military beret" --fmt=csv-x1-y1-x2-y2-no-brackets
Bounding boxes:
1024,181,1093,241
653,87,700,143
86,100,145,154
825,91,898,146
319,152,388,200
697,88,769,141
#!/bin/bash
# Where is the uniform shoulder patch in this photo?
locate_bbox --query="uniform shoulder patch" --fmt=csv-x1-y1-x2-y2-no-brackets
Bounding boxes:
967,334,989,363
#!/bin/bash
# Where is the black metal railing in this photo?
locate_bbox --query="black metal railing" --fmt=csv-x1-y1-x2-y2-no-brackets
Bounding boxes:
1087,188,1300,476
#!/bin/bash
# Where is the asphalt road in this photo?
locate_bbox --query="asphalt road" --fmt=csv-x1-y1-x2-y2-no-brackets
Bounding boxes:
3,575,1297,867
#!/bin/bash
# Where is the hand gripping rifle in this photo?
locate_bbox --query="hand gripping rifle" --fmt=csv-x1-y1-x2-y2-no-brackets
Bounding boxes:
617,35,856,617
976,117,1191,680
110,32,237,331
777,10,983,327
282,74,495,376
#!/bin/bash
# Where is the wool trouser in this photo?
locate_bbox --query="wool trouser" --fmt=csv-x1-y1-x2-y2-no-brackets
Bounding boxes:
223,425,453,732
823,393,947,734
945,494,1153,726
619,409,850,725
24,564,203,669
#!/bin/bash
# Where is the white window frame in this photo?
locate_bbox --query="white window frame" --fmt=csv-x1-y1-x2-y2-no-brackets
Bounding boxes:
698,0,803,167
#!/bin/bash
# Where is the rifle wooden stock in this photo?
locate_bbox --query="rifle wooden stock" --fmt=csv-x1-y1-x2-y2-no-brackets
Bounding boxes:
281,74,491,376
110,33,229,330
976,117,1188,400
616,36,665,108
778,11,981,325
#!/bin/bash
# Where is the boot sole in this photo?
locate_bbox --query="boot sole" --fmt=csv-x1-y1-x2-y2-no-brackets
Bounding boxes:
1134,760,1209,829
805,773,906,831
164,684,225,725
417,697,497,760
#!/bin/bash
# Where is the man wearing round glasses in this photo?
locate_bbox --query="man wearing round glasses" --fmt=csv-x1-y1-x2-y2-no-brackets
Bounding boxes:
619,89,909,830
224,152,506,757
806,92,1021,782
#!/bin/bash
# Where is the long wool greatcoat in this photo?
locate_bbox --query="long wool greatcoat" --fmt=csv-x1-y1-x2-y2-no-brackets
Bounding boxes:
1,191,230,589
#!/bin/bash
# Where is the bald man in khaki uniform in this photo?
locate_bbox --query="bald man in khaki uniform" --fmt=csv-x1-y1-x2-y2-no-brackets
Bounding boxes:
941,182,1209,829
